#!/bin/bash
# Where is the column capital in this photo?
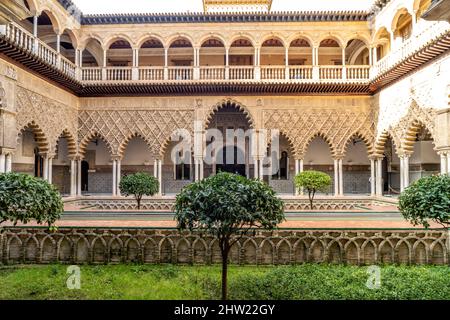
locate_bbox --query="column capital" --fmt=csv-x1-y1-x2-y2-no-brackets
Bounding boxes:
0,148,15,156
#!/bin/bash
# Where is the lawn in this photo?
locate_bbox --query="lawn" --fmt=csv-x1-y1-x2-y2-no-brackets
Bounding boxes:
0,264,449,300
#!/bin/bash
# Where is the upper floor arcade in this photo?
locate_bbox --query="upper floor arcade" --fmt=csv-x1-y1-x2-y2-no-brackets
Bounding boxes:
0,0,449,95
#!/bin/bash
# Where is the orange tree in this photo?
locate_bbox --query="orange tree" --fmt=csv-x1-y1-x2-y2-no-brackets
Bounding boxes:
174,172,285,300
0,173,63,228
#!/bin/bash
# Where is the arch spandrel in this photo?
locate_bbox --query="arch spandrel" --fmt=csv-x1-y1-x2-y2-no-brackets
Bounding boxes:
204,99,256,130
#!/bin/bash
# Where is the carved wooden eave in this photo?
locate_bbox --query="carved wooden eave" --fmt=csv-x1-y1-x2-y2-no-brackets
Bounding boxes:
81,11,369,25
78,81,370,97
370,30,450,92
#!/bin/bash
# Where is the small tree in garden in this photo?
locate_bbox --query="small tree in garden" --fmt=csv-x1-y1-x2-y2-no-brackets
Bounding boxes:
0,173,63,228
175,172,285,300
399,174,450,228
294,170,332,210
119,172,159,209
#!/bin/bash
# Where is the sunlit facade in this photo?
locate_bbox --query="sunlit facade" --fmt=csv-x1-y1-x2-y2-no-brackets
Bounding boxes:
0,0,449,198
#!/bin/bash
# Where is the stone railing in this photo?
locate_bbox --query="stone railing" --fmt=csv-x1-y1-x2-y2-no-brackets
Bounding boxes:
1,228,447,265
372,20,450,78
1,22,77,79
4,19,449,86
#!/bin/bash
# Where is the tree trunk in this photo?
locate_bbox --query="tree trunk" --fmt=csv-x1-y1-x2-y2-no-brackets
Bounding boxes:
220,239,230,300
136,196,141,210
308,190,313,210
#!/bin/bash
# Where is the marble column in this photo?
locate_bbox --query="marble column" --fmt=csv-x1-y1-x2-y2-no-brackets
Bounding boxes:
116,159,121,196
48,157,53,184
334,159,339,196
77,159,82,196
112,159,117,196
70,159,76,197
158,160,163,195
0,154,5,173
376,158,383,196
5,153,12,173
370,159,376,196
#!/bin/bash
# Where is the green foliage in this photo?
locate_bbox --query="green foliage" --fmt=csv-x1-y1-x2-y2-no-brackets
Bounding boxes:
0,264,449,300
119,173,159,209
175,172,285,299
294,170,332,209
0,173,63,227
399,174,450,228
175,172,285,237
217,265,450,300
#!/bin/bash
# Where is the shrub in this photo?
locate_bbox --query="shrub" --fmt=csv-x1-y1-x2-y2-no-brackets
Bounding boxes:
119,173,159,209
294,170,332,210
0,173,63,227
399,174,450,228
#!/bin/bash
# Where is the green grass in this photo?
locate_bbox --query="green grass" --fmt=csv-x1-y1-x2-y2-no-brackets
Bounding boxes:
0,264,449,300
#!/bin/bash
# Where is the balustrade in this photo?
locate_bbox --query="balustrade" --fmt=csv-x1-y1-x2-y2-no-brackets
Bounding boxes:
139,67,165,81
261,66,286,80
229,66,254,80
5,19,446,85
106,67,132,81
200,66,226,80
82,67,102,82
168,67,193,80
289,66,313,80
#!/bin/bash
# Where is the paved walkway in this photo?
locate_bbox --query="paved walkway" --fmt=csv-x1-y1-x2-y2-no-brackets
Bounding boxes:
5,212,440,229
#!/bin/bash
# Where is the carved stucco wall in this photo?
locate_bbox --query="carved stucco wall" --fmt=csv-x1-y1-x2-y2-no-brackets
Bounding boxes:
373,51,450,155
15,86,78,156
262,97,376,159
78,98,195,159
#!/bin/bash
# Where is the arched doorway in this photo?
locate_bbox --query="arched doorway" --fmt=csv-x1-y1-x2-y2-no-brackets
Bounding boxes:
205,102,253,178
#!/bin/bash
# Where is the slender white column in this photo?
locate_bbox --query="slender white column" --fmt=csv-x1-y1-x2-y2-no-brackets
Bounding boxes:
33,15,38,37
164,48,168,67
376,159,383,196
334,159,339,196
370,159,376,196
0,154,5,173
403,155,410,190
70,159,76,196
43,155,49,180
199,159,204,180
56,34,61,53
440,153,447,174
77,159,82,196
194,159,199,181
116,159,121,196
112,159,117,196
48,157,53,184
259,158,264,181
400,157,404,192
5,153,12,173
154,159,158,178
254,158,259,179
338,159,344,196
158,160,162,195
447,153,450,174
103,49,107,68
79,50,83,67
